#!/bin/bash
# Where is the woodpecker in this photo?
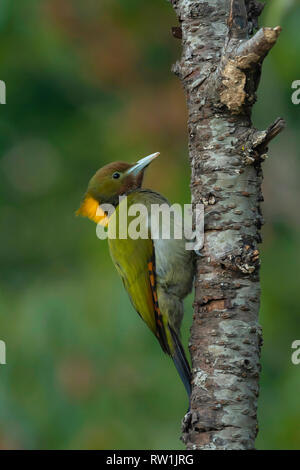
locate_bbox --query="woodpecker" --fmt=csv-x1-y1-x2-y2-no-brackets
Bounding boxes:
77,153,194,396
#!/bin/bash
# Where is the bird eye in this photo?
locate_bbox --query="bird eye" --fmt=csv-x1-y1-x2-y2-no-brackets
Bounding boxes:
112,172,121,179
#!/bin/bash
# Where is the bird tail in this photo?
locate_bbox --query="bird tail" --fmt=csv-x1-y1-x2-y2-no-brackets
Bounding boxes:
169,324,192,398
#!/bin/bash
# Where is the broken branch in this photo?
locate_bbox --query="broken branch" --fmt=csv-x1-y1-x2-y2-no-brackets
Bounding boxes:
236,26,282,64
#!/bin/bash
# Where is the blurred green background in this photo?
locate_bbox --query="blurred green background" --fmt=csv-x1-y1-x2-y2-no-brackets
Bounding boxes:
0,0,299,450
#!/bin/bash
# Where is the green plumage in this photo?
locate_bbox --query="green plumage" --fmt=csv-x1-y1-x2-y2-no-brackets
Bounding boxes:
108,190,194,396
77,154,194,398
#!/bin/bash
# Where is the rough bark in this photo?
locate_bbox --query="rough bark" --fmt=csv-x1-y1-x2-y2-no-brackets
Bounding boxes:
169,0,285,450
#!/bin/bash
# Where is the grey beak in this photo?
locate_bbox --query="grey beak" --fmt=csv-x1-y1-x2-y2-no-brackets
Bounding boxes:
126,152,160,176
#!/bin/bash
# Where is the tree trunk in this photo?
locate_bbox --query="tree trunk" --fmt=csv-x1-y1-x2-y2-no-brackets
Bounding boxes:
170,0,285,450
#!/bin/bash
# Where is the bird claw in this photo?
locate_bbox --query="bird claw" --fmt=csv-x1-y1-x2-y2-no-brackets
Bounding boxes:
181,410,192,433
195,249,204,257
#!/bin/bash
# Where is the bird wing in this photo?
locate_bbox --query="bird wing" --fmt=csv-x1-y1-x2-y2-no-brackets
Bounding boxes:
107,191,192,396
107,200,172,355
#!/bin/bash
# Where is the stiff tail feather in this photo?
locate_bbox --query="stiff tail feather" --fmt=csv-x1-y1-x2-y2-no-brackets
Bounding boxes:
169,324,192,398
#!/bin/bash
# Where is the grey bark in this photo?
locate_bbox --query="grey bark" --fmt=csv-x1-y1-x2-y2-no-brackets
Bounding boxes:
169,0,285,450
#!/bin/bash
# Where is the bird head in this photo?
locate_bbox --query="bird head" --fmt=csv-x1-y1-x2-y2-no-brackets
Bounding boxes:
76,152,159,224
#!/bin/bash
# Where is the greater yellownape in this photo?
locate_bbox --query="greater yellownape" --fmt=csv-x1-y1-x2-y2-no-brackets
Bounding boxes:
77,153,194,397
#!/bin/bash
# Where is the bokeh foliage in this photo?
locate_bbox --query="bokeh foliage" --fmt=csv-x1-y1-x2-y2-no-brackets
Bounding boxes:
0,0,299,450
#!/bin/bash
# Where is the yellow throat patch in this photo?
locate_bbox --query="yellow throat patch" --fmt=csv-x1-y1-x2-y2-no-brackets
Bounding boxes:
76,195,109,226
